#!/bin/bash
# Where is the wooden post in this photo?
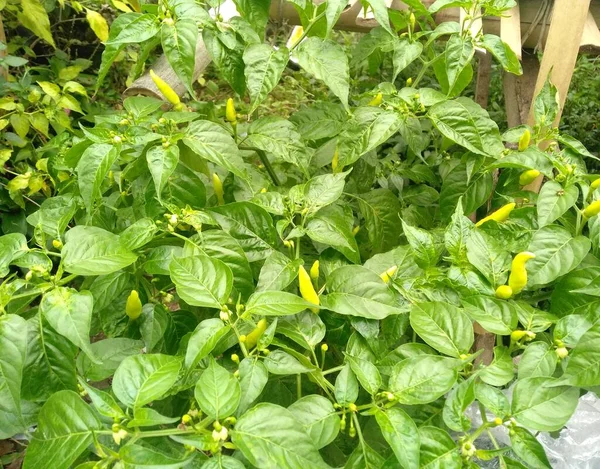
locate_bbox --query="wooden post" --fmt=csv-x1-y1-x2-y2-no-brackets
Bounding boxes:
474,53,492,108
503,52,540,128
523,0,592,193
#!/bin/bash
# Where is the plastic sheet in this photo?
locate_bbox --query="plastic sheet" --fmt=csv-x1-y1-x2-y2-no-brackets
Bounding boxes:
467,392,600,468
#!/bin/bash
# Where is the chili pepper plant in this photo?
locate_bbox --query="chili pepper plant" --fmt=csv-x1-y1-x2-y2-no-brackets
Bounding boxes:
2,1,600,468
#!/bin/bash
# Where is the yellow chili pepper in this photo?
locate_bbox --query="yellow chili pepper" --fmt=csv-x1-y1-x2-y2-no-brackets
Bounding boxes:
244,318,267,350
310,260,320,283
583,200,600,218
126,290,142,320
495,285,513,299
475,202,516,227
213,173,225,206
149,70,183,110
352,226,360,236
519,169,540,186
299,265,319,313
409,12,416,29
507,252,536,295
556,347,569,359
368,93,383,106
331,148,339,172
591,178,600,192
510,330,527,342
518,129,531,151
225,98,237,123
380,266,398,284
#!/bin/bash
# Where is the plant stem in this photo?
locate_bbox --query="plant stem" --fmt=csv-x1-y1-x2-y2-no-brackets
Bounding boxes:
322,365,344,375
296,374,302,399
242,146,280,186
290,11,327,51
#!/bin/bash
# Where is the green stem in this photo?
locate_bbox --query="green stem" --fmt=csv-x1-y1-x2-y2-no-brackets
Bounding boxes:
296,374,302,399
242,147,280,186
322,365,344,376
352,413,368,464
290,11,327,51
413,53,444,88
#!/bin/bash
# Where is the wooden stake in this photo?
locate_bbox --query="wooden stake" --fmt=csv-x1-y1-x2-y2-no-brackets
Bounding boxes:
524,0,591,193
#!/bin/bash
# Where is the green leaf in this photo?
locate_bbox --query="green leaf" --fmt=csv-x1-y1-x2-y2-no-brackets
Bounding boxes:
367,0,394,36
296,37,349,109
147,144,179,203
290,102,347,140
184,231,253,300
537,181,578,227
346,354,381,395
77,338,143,381
321,265,405,319
23,315,77,402
76,143,119,212
479,346,514,386
243,44,289,113
78,380,125,420
358,189,403,253
517,342,557,379
527,225,591,288
418,426,461,469
511,377,579,432
335,363,358,405
232,0,271,34
203,29,246,95
440,163,494,222
462,296,517,335
402,220,442,268
232,403,329,469
428,98,504,157
374,407,420,469
26,194,78,240
256,251,302,292
119,218,158,251
18,0,55,47
195,358,240,420
533,79,559,128
265,349,315,375
63,226,138,276
183,120,247,179
22,391,101,469
119,445,195,468
443,377,475,432
410,301,474,357
278,312,326,350
245,290,315,316
112,354,182,408
445,35,475,93
393,38,423,81
202,455,246,469
337,107,402,167
0,314,28,437
106,13,159,44
288,395,340,449
238,358,268,415
40,287,96,361
169,255,233,309
325,0,347,36
245,116,307,167
489,147,554,177
554,314,592,347
466,230,511,286
474,381,510,418
560,322,600,386
305,205,360,263
209,202,277,262
185,318,230,370
161,19,197,95
390,355,458,405
509,426,551,469
0,233,28,277
481,34,522,75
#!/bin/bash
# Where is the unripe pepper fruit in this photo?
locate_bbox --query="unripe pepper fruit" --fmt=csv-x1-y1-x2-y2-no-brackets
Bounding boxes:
518,129,531,151
244,319,267,349
368,93,383,106
583,200,600,218
126,290,143,320
380,266,398,284
495,285,513,299
225,98,237,123
212,173,225,206
299,265,319,313
150,70,183,111
519,169,540,186
508,252,536,294
475,202,516,227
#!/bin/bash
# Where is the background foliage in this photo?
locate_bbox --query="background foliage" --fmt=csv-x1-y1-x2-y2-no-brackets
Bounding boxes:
1,0,600,468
